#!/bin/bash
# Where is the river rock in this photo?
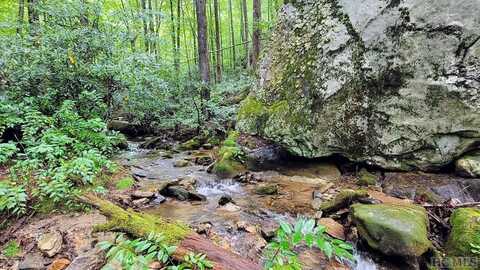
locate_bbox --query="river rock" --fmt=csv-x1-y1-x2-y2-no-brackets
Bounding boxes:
65,248,104,270
446,208,480,265
173,160,189,167
237,0,480,171
132,198,150,207
218,194,233,206
132,191,155,199
140,137,173,150
317,218,345,240
107,120,142,136
37,231,63,257
351,203,431,257
255,184,278,195
456,151,480,178
320,189,368,213
47,258,71,270
19,252,48,270
245,145,287,171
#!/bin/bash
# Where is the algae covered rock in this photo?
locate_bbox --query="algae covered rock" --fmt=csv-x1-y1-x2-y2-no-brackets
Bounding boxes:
320,189,368,213
213,132,246,178
446,208,480,266
456,151,480,178
237,0,480,171
351,203,431,257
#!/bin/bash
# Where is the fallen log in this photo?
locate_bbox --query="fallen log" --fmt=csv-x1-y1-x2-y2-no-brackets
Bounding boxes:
79,193,261,270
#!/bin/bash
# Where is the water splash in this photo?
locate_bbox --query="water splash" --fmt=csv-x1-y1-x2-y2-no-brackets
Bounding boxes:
196,180,243,197
353,253,377,270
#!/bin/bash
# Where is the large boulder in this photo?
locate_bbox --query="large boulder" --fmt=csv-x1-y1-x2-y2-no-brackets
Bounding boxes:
351,203,431,257
446,208,480,270
237,0,480,171
456,151,480,178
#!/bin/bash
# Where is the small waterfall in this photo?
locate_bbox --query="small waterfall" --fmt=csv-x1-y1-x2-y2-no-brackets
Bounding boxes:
196,180,243,197
352,253,377,270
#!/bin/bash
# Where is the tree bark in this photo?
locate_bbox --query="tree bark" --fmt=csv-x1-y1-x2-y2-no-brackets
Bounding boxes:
251,0,261,69
17,0,24,35
228,0,236,69
140,0,149,52
27,0,39,35
213,0,222,82
195,0,210,86
79,194,261,270
241,0,249,67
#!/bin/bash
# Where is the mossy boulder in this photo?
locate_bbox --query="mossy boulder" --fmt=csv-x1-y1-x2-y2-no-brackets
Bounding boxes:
445,208,480,270
356,169,378,186
255,184,278,195
179,138,201,151
351,203,431,257
456,152,480,178
213,132,246,178
237,0,480,171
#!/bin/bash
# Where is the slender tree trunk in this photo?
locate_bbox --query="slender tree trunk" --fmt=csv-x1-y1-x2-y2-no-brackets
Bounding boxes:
213,0,222,82
27,0,39,35
251,0,261,69
140,0,149,52
195,0,210,86
228,0,236,69
148,0,155,53
207,1,216,81
17,0,24,35
169,0,179,74
176,0,182,71
241,0,249,67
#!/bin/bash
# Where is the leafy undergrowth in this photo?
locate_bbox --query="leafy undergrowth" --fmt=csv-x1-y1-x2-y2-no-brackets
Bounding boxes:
0,99,125,217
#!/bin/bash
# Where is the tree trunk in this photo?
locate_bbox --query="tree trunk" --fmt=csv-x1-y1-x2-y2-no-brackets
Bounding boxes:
176,0,182,72
195,0,210,86
148,0,155,53
213,0,222,82
241,0,249,67
228,0,236,69
251,0,261,69
17,0,24,35
169,0,180,75
79,194,261,270
140,0,149,52
27,0,39,35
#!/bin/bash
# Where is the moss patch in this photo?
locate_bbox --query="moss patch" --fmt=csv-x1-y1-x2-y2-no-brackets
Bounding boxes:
2,240,21,258
115,177,135,190
213,131,246,178
351,203,431,257
357,169,378,186
320,189,368,213
446,208,480,270
179,138,201,151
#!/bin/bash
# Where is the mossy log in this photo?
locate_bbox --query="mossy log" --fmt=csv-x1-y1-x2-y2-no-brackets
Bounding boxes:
79,193,261,270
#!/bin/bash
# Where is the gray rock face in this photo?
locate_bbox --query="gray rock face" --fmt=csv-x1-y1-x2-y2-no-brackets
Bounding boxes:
237,0,480,171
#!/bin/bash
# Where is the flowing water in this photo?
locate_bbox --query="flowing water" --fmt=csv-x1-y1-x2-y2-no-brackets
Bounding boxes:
117,142,380,270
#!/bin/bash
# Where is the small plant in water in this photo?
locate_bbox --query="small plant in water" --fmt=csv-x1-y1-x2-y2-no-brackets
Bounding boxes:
263,218,354,270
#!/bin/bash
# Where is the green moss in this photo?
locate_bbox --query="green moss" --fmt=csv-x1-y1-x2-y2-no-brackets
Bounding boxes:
115,177,135,190
213,132,246,178
351,203,431,257
446,208,480,270
179,138,201,150
237,96,267,121
356,169,377,186
2,240,21,258
85,194,190,245
320,189,368,213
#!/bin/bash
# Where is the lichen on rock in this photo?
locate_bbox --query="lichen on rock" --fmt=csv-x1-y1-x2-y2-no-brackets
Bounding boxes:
237,0,480,171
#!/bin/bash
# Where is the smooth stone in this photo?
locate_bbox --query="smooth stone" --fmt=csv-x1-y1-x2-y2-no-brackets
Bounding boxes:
37,231,63,257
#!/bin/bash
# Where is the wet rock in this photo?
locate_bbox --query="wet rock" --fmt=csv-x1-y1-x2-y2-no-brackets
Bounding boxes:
19,252,48,270
351,203,431,257
320,189,368,214
195,155,213,166
163,186,206,201
367,190,412,205
317,218,345,240
255,184,278,195
107,120,143,136
137,181,170,194
446,208,480,262
356,169,378,186
173,160,190,167
456,151,480,178
132,191,155,199
140,137,173,150
218,194,233,206
151,195,166,204
220,202,241,212
179,138,201,150
195,222,212,234
47,258,71,270
164,186,190,201
202,143,213,150
431,184,474,203
176,176,197,189
260,221,278,239
245,145,287,171
65,249,104,270
37,231,63,257
132,198,150,207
